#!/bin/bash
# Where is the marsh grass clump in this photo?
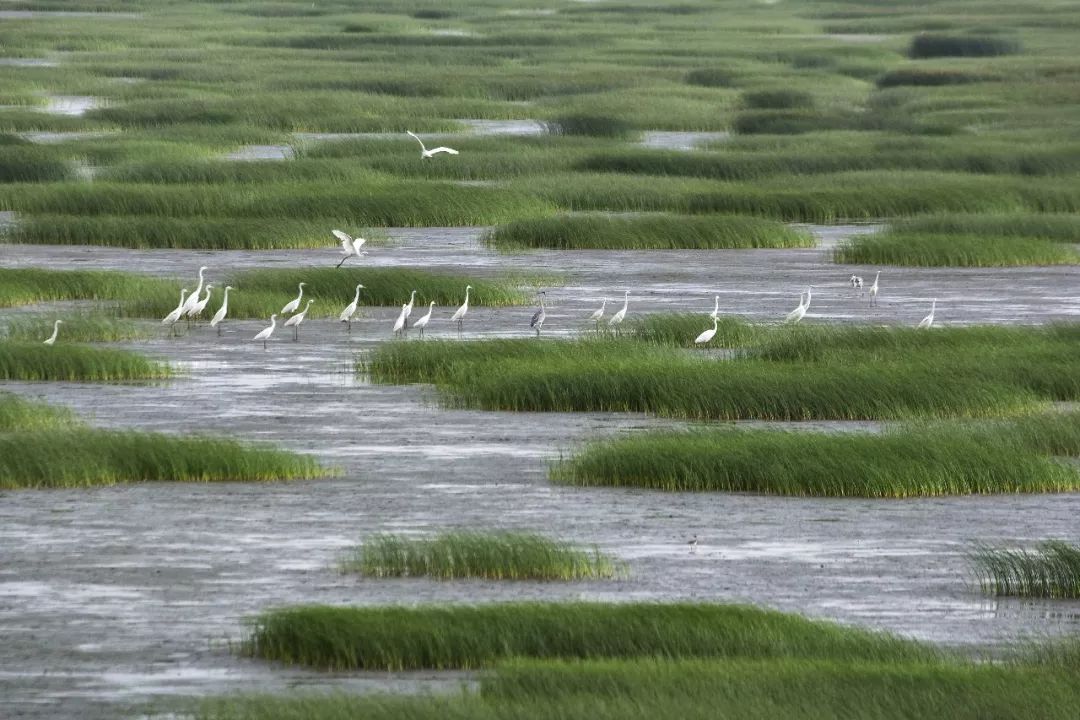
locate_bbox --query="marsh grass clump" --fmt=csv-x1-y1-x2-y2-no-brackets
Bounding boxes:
731,109,862,135
972,541,1080,598
484,214,812,251
0,342,170,382
545,115,637,139
343,532,620,581
889,213,1080,241
241,602,934,671
0,268,174,309
629,313,760,348
0,392,76,431
834,232,1078,267
909,34,1020,59
2,313,150,343
740,89,815,110
0,429,326,489
876,68,993,88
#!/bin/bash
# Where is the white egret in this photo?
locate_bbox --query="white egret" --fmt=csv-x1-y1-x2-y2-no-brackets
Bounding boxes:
209,286,233,336
709,295,720,320
253,314,277,349
694,316,718,345
530,291,547,336
180,266,208,315
413,301,436,338
588,298,607,331
402,289,418,329
392,303,409,335
406,130,459,158
917,299,936,329
868,271,881,306
449,285,472,332
785,286,812,324
281,282,307,315
162,288,189,335
332,229,367,268
186,284,213,322
608,290,629,332
43,319,62,346
688,535,698,554
339,283,364,332
284,299,313,341
849,274,863,290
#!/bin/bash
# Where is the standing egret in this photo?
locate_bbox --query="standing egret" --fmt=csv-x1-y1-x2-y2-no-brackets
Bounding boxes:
43,319,62,346
392,303,409,335
253,314,277,349
694,316,718,345
402,289,418,330
339,283,364,333
413,301,436,338
785,286,812,324
530,291,547,337
688,535,698,554
868,271,881,306
281,282,307,315
588,298,607,332
162,288,189,335
849,274,863,290
709,295,720,320
209,286,233,335
608,290,629,333
406,130,459,158
449,285,472,333
186,284,213,322
332,229,367,268
284,299,313,341
917,299,936,329
181,266,209,315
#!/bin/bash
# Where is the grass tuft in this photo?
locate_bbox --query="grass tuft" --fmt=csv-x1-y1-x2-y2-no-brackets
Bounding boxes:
908,34,1020,59
972,541,1080,598
0,342,169,382
0,392,76,431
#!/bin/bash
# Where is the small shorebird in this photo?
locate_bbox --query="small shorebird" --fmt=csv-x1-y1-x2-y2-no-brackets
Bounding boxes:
688,535,699,554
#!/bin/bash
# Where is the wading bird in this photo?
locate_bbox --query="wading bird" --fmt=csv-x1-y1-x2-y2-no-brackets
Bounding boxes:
413,301,436,338
181,266,209,315
849,274,863,290
339,283,364,332
785,286,812,324
406,130,459,159
42,319,62,346
392,303,409,335
694,316,718,345
588,298,607,331
530,291,547,337
186,284,213,322
284,299,313,341
917,299,936,329
709,295,720,320
253,314,277,349
868,271,881,306
209,286,233,335
332,229,367,268
449,284,472,333
608,290,629,333
281,282,307,315
688,535,698,554
162,288,189,335
402,289,417,329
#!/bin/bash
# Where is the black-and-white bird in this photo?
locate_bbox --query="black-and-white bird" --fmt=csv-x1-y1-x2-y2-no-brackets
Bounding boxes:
688,535,699,554
530,291,547,336
849,274,863,289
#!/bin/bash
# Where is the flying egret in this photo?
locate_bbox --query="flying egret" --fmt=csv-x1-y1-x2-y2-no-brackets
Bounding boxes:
162,288,189,335
402,289,418,329
588,298,607,332
406,130,459,158
209,286,233,336
339,283,364,332
181,266,208,315
709,295,720,320
917,299,936,329
332,229,367,268
43,319,62,346
253,314,277,349
281,282,307,315
413,301,436,338
785,286,812,324
849,274,863,290
868,271,881,306
186,284,213,322
392,303,409,335
284,299,313,341
608,290,629,333
530,291,547,337
694,316,718,345
449,285,472,332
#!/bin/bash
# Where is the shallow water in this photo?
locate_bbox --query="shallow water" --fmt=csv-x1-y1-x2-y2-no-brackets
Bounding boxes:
2,229,1080,718
42,96,101,117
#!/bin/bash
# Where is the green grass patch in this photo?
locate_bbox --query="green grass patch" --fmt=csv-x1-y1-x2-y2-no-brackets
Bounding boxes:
0,429,326,489
909,34,1020,59
0,342,169,382
546,115,637,139
241,602,934,671
0,267,172,309
835,231,1078,267
0,392,76,431
629,313,761,347
483,214,811,250
887,212,1080,241
343,531,620,581
972,540,1080,598
2,313,150,342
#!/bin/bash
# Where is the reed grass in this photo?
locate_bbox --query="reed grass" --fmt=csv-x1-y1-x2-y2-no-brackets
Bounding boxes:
2,313,150,342
0,342,170,381
545,115,637,139
0,392,76,431
241,602,933,671
909,34,1021,59
888,213,1080,241
972,541,1080,598
343,532,620,581
0,429,326,489
834,232,1078,267
484,214,812,250
0,267,173,309
629,313,761,347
